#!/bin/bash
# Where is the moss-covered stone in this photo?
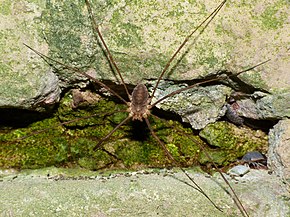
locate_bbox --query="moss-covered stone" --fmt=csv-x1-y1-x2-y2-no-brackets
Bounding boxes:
0,91,269,171
42,0,289,90
0,0,276,172
0,89,204,170
199,121,268,166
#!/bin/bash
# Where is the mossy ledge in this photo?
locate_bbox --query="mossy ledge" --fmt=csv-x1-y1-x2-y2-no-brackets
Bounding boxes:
0,89,268,171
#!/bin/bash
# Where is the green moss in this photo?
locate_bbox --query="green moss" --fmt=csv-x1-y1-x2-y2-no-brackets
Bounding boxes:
193,39,222,70
0,90,204,170
0,92,269,171
43,1,87,63
214,24,224,36
258,2,288,30
0,1,272,172
240,70,269,90
0,0,12,16
114,23,142,48
167,3,185,17
199,121,268,166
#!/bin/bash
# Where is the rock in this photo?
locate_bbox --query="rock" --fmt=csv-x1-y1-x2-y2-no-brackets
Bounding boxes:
0,0,289,118
268,119,290,184
0,167,289,217
228,165,250,177
152,82,231,129
0,3,61,112
199,121,268,165
234,91,290,120
224,103,244,125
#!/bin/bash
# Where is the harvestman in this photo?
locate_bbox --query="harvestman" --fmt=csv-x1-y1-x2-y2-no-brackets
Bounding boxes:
22,0,270,216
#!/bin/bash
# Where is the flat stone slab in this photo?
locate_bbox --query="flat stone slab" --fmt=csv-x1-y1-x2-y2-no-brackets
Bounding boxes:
0,168,289,217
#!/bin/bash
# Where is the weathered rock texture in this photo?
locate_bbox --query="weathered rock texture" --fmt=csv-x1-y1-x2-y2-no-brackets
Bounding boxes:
0,0,289,121
0,1,289,214
268,119,290,183
0,167,289,217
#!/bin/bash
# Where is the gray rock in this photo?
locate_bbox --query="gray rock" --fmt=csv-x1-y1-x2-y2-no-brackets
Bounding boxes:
0,2,61,111
0,0,289,118
0,67,61,111
199,121,268,164
151,82,231,129
235,91,290,120
225,103,245,125
228,165,250,177
0,167,289,217
268,119,290,184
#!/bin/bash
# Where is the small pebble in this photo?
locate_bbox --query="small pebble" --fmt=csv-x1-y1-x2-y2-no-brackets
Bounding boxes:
228,165,250,177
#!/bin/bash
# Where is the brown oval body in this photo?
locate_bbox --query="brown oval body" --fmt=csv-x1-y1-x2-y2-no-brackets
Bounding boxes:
130,83,150,120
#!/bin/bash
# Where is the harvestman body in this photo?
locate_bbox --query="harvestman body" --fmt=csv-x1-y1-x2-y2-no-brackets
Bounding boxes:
21,0,271,216
129,83,151,121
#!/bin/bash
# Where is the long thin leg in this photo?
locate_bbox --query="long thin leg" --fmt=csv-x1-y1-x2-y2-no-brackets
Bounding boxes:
11,113,99,142
23,43,128,105
9,109,128,142
150,0,227,99
185,132,249,217
152,114,249,217
144,117,223,212
85,0,130,100
151,59,271,108
92,115,131,151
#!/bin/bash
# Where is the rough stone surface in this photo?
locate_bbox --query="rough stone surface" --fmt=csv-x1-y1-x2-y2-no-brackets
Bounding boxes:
0,2,289,214
0,0,289,116
268,119,290,183
235,91,290,120
199,121,268,165
152,82,232,129
0,167,289,217
0,1,61,111
227,165,250,177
